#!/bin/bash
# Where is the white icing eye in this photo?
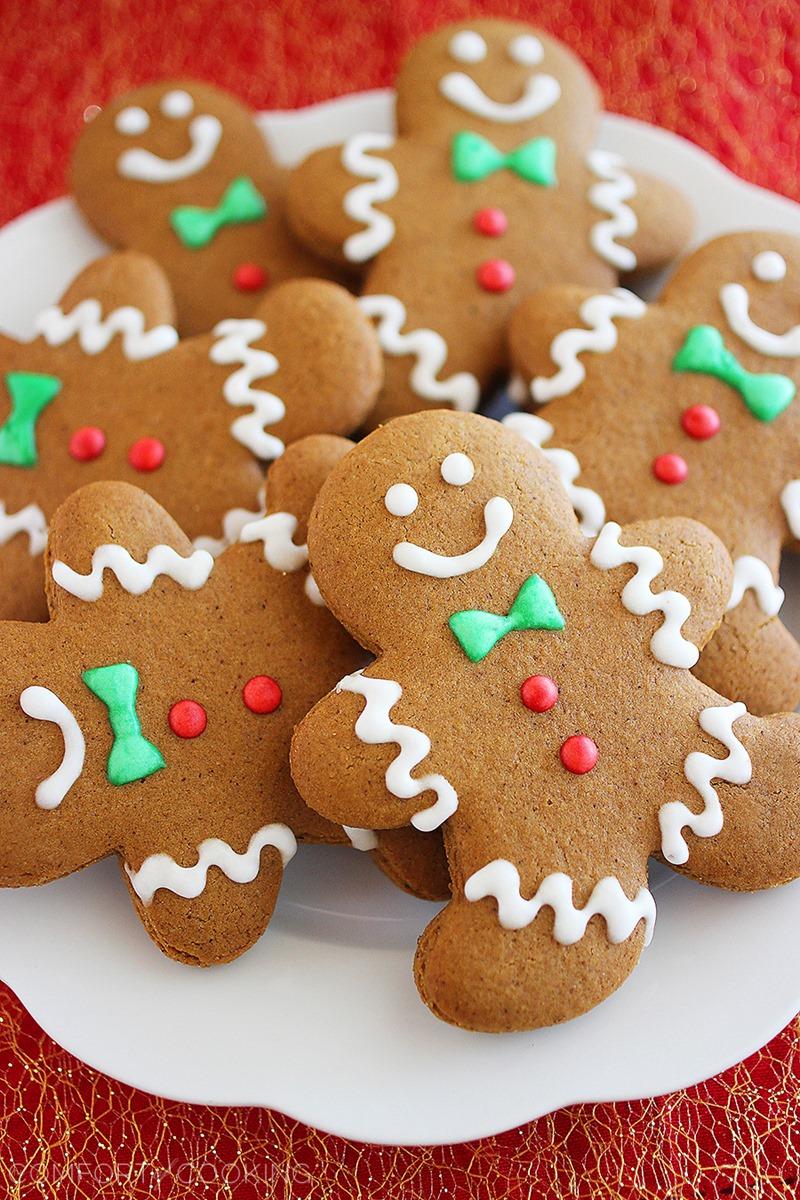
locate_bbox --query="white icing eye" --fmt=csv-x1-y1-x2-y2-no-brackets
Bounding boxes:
160,89,194,119
384,483,419,517
115,106,150,135
449,30,488,63
752,251,787,283
440,453,475,486
508,34,544,65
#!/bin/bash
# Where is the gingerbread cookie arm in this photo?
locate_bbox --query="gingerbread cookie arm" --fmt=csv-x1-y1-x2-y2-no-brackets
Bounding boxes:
52,251,177,331
619,170,694,273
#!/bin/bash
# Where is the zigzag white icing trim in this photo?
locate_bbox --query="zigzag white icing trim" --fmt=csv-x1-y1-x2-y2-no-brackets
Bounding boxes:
52,544,214,601
342,133,398,263
0,501,48,555
782,480,800,539
126,823,297,906
586,150,638,271
210,319,285,460
660,703,751,865
193,498,266,558
359,295,480,412
465,860,655,945
532,288,646,402
590,521,699,668
727,555,784,616
34,300,178,361
239,511,308,571
336,669,457,832
502,413,606,536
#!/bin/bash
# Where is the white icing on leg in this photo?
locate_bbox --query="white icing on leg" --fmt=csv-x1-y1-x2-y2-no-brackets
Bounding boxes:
532,288,646,402
590,521,698,668
726,555,784,616
465,860,655,945
393,496,513,578
210,320,285,460
586,150,638,271
343,825,379,851
0,501,48,555
304,572,325,607
34,300,178,360
781,480,800,538
341,134,398,263
337,670,457,832
19,686,86,810
359,295,480,412
52,544,214,601
720,283,800,357
126,823,297,906
660,703,751,866
503,413,606,536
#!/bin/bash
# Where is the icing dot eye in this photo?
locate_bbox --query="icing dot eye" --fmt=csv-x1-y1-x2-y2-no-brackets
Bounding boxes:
128,436,165,472
243,675,282,714
160,89,194,119
69,426,106,462
449,30,487,63
115,105,150,136
441,452,475,486
560,734,598,774
751,251,787,283
652,453,688,485
521,675,559,712
384,483,419,516
232,262,269,292
169,699,207,738
508,34,544,65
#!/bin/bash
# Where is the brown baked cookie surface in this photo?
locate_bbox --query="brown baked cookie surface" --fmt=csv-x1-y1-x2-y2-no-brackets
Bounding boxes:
0,251,381,622
71,81,344,335
509,230,800,716
0,436,374,966
286,19,693,427
291,411,800,1032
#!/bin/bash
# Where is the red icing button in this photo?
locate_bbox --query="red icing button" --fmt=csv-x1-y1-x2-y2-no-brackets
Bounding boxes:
476,258,515,293
243,675,282,714
560,735,598,775
473,207,508,237
233,262,268,292
520,675,559,713
128,437,165,472
652,453,688,485
69,425,106,462
168,699,207,738
681,404,721,440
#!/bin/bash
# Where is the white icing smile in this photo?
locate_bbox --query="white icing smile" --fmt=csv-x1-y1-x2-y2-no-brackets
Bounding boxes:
117,89,222,183
393,495,513,578
720,252,800,358
440,31,560,123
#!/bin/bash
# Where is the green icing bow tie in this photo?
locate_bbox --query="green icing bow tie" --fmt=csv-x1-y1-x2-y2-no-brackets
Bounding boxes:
673,324,796,423
451,131,557,187
170,176,268,249
449,573,565,663
83,663,165,786
0,371,62,468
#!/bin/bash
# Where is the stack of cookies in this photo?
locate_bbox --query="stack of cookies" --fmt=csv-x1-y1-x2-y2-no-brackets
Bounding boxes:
2,19,799,1033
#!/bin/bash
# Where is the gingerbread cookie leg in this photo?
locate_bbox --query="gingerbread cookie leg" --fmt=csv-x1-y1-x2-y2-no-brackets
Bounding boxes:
623,170,695,273
372,827,450,901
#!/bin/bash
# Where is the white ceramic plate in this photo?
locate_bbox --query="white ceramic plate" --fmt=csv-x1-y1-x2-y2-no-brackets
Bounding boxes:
0,91,799,1148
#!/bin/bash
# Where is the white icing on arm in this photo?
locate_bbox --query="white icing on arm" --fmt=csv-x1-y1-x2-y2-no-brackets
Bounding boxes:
586,150,638,271
341,134,398,263
726,555,784,616
590,521,698,668
52,544,214,601
343,825,379,851
781,480,800,538
359,295,480,412
660,703,751,865
393,496,513,578
192,494,266,557
532,289,646,402
720,283,800,357
126,823,297,906
239,511,308,571
118,114,222,182
502,413,606,536
210,319,285,460
465,860,655,945
0,501,47,555
35,301,178,361
19,686,86,810
337,670,457,832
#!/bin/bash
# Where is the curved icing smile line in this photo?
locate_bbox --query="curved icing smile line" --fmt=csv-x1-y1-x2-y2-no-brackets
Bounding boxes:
118,113,223,182
393,495,514,577
720,282,800,358
438,71,561,123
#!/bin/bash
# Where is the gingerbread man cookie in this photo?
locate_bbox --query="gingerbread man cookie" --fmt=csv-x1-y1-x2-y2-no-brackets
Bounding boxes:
509,230,800,715
291,412,800,1032
72,81,342,335
0,250,381,622
287,19,693,427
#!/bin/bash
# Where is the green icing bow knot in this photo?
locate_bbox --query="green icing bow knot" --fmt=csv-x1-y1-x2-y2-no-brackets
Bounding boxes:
451,131,557,187
673,324,796,423
0,371,62,467
170,176,268,249
449,573,565,663
83,663,165,786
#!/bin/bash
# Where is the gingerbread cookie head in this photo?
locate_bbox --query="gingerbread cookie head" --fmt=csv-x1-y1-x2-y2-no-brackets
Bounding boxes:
0,435,368,966
293,411,800,1031
0,251,381,622
509,230,800,714
72,80,338,334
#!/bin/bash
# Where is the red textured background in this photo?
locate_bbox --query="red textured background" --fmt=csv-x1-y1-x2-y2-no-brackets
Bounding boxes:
1,0,799,1195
